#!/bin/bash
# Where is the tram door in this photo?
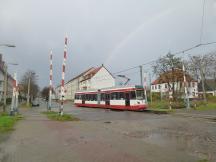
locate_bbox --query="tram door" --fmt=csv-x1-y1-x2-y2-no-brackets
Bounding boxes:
125,93,130,106
82,94,85,104
105,94,110,106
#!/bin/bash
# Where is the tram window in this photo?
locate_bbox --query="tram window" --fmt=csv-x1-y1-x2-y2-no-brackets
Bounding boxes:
136,90,144,99
90,94,93,101
105,94,110,100
117,92,124,100
101,93,105,101
78,95,82,100
111,92,117,100
76,95,80,100
130,91,136,99
92,94,97,101
81,95,85,100
86,94,90,101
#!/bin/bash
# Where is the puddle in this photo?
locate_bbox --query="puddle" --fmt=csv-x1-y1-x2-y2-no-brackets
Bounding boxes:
126,128,215,160
104,121,112,124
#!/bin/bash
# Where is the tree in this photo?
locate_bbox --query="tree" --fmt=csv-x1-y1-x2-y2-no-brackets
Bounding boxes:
20,70,39,101
41,86,55,101
188,53,215,102
152,53,183,101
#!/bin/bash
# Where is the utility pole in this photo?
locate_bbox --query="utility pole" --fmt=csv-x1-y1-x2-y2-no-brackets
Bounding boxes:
200,62,207,102
149,73,152,104
139,65,143,86
183,63,190,109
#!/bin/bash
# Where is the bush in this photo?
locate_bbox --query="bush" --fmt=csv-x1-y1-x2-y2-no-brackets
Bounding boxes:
171,101,185,109
151,92,161,101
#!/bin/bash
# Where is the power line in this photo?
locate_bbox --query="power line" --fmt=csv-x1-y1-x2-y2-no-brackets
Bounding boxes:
112,41,216,75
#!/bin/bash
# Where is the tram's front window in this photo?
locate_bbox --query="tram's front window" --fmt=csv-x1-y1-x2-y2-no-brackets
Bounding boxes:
136,90,144,100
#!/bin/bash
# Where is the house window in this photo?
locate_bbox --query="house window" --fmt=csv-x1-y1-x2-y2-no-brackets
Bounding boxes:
192,82,195,88
158,85,161,89
165,84,168,89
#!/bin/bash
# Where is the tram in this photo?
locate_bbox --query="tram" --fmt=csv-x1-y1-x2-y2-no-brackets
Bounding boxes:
74,85,147,111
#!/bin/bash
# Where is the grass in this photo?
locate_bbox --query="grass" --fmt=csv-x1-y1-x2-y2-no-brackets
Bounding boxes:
194,102,216,111
0,113,23,132
198,159,209,162
42,111,79,121
149,101,170,109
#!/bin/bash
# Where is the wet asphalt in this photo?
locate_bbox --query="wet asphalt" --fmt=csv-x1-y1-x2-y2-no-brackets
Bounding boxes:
0,101,215,162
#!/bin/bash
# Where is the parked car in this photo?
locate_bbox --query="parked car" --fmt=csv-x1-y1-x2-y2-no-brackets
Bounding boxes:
32,99,40,107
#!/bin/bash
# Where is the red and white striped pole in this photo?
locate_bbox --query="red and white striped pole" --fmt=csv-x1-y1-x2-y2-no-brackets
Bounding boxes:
48,50,53,110
59,35,68,115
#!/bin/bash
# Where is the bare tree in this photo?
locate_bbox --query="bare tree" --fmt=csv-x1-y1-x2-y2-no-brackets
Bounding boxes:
188,53,215,102
41,86,54,101
20,70,39,101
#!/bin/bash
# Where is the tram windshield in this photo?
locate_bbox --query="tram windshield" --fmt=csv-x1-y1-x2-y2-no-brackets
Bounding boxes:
136,90,144,100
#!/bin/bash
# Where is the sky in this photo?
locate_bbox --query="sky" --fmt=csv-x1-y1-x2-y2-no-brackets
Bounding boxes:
0,0,216,88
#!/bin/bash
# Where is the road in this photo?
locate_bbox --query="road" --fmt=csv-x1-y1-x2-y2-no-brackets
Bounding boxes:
0,101,216,162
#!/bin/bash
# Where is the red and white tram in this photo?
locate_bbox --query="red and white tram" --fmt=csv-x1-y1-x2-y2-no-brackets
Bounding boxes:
74,85,147,111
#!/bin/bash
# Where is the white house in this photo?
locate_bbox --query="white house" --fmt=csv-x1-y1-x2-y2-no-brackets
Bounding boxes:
55,67,94,100
79,65,115,90
55,65,115,101
151,69,198,98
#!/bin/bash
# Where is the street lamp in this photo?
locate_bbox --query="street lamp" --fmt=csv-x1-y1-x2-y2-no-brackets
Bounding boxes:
0,44,16,48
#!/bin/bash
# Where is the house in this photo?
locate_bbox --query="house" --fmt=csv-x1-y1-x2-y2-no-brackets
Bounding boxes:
63,67,94,100
198,79,216,96
55,65,115,101
0,54,14,101
151,69,198,98
79,65,115,90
